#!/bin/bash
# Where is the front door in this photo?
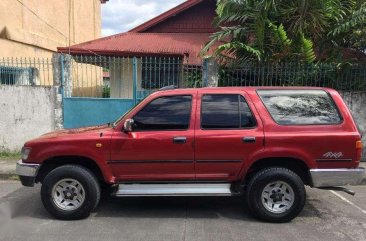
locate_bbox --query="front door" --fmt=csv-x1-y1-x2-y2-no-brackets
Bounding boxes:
110,93,196,181
194,90,264,181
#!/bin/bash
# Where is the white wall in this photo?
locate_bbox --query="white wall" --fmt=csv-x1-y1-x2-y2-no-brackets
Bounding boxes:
110,58,135,99
0,85,57,152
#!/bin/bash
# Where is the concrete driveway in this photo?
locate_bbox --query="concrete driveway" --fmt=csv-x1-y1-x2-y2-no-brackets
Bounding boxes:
0,181,365,241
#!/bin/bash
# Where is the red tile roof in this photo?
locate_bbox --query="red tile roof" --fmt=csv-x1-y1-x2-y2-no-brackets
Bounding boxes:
129,0,204,33
58,0,217,65
58,32,217,65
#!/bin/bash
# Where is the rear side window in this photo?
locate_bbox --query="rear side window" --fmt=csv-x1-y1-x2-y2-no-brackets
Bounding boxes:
201,94,256,129
258,90,342,125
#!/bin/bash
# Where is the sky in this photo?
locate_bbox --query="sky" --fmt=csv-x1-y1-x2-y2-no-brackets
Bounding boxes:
101,0,186,37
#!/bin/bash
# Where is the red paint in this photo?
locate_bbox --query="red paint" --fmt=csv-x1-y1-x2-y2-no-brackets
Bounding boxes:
24,87,362,184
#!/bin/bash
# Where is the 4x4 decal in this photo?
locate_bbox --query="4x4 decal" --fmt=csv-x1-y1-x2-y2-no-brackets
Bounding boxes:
323,152,344,159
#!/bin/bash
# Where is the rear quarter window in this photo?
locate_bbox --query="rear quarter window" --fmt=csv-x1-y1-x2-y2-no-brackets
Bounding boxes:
257,90,342,125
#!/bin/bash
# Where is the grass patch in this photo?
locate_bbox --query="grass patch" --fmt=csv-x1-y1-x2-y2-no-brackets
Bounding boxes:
0,151,20,160
0,174,19,181
8,175,19,181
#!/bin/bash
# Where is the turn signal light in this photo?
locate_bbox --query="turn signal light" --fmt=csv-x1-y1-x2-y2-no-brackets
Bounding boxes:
356,140,363,149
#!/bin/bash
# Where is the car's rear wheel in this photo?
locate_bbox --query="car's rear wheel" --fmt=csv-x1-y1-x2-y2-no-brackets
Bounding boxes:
41,165,100,220
246,167,306,223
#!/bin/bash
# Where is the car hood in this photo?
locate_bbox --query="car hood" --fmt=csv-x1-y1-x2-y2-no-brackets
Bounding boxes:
35,124,112,140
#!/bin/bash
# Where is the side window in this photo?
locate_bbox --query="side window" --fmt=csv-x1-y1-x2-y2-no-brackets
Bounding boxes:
258,90,342,125
133,95,192,131
201,94,256,129
240,96,256,128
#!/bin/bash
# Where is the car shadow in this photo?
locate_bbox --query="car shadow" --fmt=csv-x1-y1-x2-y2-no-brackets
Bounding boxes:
1,185,323,222
94,194,251,220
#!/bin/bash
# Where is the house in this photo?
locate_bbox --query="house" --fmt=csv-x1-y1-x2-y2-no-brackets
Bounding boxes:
0,0,108,86
58,0,218,98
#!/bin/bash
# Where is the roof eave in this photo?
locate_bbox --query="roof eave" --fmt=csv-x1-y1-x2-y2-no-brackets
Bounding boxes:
57,47,185,57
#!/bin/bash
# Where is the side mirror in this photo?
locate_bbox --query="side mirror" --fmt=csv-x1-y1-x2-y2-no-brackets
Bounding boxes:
123,118,134,132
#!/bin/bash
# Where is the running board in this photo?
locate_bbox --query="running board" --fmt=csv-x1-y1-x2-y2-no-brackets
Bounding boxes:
114,183,233,196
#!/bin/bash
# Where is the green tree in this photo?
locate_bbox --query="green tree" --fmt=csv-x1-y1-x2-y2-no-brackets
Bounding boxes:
202,0,366,65
327,1,366,58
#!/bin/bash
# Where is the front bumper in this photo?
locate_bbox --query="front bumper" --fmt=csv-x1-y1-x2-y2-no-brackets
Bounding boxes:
310,168,365,187
16,160,41,187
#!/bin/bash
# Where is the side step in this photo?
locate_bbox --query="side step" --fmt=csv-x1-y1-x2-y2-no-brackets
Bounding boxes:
114,183,233,196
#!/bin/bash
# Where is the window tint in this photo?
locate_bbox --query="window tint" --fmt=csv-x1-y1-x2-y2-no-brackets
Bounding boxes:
240,96,256,128
133,95,192,131
201,94,256,129
258,90,342,125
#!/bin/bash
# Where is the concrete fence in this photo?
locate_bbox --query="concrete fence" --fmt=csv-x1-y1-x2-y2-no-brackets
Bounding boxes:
0,85,62,152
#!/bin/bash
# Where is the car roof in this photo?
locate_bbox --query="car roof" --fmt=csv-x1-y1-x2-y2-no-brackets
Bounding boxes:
155,86,336,95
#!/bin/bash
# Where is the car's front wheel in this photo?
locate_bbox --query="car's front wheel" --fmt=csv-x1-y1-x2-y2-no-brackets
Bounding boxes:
41,165,101,220
246,167,306,223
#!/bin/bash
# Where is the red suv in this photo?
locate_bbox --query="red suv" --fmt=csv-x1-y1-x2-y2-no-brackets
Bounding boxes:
16,87,365,222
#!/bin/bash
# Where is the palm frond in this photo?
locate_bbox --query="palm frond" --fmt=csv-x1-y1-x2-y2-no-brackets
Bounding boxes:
329,2,366,36
298,34,317,63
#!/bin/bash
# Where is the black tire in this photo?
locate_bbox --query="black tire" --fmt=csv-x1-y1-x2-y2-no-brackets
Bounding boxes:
41,165,101,220
245,167,306,223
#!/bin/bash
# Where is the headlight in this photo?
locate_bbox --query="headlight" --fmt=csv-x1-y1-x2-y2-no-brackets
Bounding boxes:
21,147,32,161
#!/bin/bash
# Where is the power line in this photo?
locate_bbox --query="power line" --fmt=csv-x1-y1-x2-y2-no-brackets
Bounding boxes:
15,0,103,57
68,0,72,53
15,0,68,43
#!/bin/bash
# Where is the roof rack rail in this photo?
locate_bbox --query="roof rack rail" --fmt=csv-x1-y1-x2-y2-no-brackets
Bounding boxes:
158,85,176,91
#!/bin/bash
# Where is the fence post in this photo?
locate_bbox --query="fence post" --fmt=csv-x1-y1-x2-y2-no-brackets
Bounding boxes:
60,54,65,97
203,57,219,87
62,55,73,98
51,53,64,129
52,54,61,91
52,53,72,97
132,57,138,105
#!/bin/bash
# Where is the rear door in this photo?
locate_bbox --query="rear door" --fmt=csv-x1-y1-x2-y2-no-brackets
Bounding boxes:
194,90,264,181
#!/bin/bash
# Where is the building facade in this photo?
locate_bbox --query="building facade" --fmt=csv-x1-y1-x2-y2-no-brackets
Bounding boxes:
0,0,107,58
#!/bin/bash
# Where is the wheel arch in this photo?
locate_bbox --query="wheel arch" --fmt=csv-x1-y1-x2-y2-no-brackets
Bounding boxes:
36,156,106,184
243,157,311,185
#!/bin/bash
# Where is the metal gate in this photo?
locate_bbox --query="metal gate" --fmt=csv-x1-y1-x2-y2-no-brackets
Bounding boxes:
62,55,202,128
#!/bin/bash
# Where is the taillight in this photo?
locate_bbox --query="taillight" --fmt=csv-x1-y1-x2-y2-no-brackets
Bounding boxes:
356,140,363,150
356,140,363,162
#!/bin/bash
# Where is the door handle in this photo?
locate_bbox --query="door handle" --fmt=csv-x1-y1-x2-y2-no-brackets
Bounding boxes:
173,136,187,144
242,137,256,143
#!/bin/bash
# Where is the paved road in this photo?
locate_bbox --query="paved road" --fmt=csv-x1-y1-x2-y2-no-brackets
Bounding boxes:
0,181,365,241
